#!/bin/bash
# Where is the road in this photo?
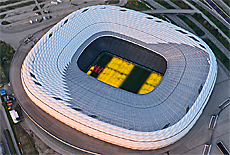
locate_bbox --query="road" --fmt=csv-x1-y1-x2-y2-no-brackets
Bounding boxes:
205,0,230,23
0,100,17,155
142,9,197,14
192,0,230,40
214,0,230,16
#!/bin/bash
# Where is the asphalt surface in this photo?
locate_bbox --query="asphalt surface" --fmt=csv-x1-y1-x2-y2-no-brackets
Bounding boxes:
2,130,14,154
214,0,230,16
0,106,13,155
142,9,196,14
205,0,230,23
0,96,20,155
194,0,230,40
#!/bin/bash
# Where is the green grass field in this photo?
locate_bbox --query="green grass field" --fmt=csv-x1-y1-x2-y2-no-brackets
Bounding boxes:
120,66,151,93
86,51,162,94
89,52,113,78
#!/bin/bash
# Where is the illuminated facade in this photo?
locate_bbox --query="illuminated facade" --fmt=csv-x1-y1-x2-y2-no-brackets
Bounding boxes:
21,5,217,150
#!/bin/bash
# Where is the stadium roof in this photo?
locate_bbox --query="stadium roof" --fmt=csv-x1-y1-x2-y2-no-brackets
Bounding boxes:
21,5,217,150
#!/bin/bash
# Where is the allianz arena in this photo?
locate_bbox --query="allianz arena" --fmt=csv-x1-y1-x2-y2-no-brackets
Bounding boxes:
21,5,217,150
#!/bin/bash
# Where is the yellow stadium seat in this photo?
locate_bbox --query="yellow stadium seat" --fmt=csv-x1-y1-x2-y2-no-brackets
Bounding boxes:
86,70,92,75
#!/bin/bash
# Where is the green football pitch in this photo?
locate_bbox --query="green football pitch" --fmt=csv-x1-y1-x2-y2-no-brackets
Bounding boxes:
85,51,162,94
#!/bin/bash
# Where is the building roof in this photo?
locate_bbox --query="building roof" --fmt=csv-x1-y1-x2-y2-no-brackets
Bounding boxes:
21,5,217,150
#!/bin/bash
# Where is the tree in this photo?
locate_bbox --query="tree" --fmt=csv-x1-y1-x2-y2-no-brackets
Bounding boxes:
210,26,215,31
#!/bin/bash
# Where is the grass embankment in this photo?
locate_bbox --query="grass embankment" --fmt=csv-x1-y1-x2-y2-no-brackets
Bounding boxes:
169,0,229,40
14,123,39,155
2,99,18,154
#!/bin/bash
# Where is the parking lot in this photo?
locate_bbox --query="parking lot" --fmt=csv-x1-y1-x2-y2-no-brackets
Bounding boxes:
0,0,105,31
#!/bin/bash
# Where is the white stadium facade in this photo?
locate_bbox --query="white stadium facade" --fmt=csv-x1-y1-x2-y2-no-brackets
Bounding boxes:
21,5,217,150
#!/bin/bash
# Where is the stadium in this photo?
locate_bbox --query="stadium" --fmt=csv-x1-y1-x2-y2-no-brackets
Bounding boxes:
21,5,217,150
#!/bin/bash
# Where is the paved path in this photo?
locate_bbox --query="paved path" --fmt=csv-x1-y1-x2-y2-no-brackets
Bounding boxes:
211,105,230,154
164,0,180,9
165,65,229,155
